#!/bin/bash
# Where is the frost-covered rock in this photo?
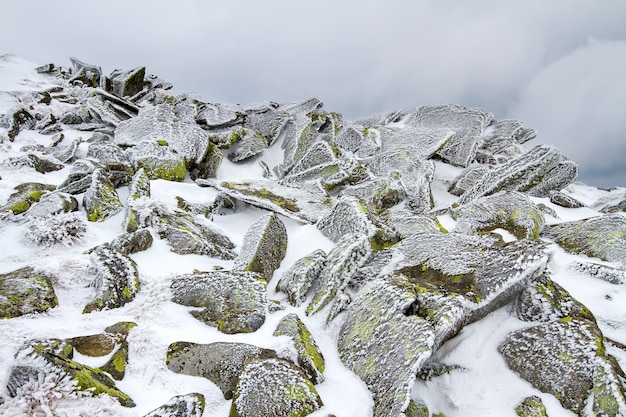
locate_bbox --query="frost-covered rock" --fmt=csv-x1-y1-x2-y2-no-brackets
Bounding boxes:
1,153,64,174
543,214,626,269
514,273,595,323
228,128,269,162
452,191,545,239
166,341,277,400
549,190,585,208
273,313,325,384
196,102,243,128
1,182,56,214
407,104,493,167
229,358,323,417
69,56,102,87
340,175,406,213
5,108,36,141
243,105,291,146
6,339,135,407
448,165,489,196
274,115,327,178
499,318,626,415
126,140,187,182
24,212,86,247
171,270,267,333
109,228,153,255
565,261,626,285
338,275,435,417
459,144,578,203
86,134,131,167
25,192,78,217
276,249,327,306
378,125,454,158
316,195,400,247
123,168,151,232
477,119,535,165
106,66,145,98
514,396,548,417
199,178,334,224
383,211,446,238
234,212,288,281
331,124,380,158
0,267,58,319
142,393,205,417
83,168,124,222
83,244,140,313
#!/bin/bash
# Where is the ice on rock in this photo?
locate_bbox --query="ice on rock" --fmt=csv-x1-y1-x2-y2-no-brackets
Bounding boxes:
276,249,327,306
82,168,124,222
0,267,58,319
142,393,205,417
565,261,626,285
549,190,586,208
106,66,145,99
331,124,380,158
227,128,269,162
448,164,489,196
196,101,244,128
340,175,406,213
86,134,131,167
378,125,455,158
382,211,446,238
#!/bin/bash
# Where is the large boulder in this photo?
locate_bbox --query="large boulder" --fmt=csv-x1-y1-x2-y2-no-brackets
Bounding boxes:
233,212,288,281
0,267,58,319
276,249,327,306
126,140,187,182
166,341,276,400
1,182,56,214
83,244,140,313
229,358,323,417
542,214,626,269
170,270,267,334
83,168,124,222
107,66,145,98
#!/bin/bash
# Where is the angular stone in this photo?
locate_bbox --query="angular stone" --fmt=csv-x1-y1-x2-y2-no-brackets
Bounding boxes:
69,57,102,88
228,128,269,162
331,124,380,158
199,178,334,224
452,191,545,239
542,214,626,269
126,140,187,182
233,212,288,281
26,192,78,217
83,168,124,222
229,358,323,417
565,261,626,285
166,341,276,400
459,144,578,203
67,333,117,357
273,313,325,384
1,182,56,214
1,153,64,174
515,396,548,417
340,175,406,213
448,165,489,197
171,270,267,334
110,228,153,255
83,244,140,313
196,102,243,128
276,249,327,306
142,393,205,417
0,267,58,319
383,211,446,238
124,168,151,232
378,125,454,158
107,66,145,98
549,190,585,208
86,135,131,166
6,108,35,141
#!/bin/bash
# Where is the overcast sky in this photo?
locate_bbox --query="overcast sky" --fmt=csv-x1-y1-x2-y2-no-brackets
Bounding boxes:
2,0,625,187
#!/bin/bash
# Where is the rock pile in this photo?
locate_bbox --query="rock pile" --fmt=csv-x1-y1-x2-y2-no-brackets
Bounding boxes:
1,55,625,416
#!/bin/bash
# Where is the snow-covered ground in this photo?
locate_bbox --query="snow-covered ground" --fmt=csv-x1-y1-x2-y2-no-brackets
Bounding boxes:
0,55,624,416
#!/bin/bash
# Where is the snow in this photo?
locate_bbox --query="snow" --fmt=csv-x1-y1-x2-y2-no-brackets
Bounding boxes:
1,56,625,417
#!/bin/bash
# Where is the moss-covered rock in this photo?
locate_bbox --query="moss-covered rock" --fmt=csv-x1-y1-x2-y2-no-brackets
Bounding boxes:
109,228,153,255
83,244,140,313
83,168,124,222
127,140,187,182
542,214,626,269
166,341,277,400
124,168,151,232
276,249,327,306
383,211,447,238
233,212,288,281
171,270,267,334
100,340,130,381
108,66,145,98
25,192,78,217
67,333,117,357
229,358,323,417
228,128,269,162
1,182,56,214
0,267,58,319
452,191,545,239
142,392,205,417
515,395,548,417
273,313,325,384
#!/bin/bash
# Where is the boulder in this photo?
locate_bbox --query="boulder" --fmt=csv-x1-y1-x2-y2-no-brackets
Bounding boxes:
123,168,151,232
196,102,243,128
24,212,87,247
339,175,406,214
233,212,288,281
1,182,56,214
382,211,446,238
452,191,545,239
83,244,140,313
171,270,267,334
69,57,102,88
25,192,78,217
166,341,276,399
6,108,35,141
0,267,58,319
542,214,626,269
565,261,625,285
126,140,187,182
142,393,205,417
273,313,325,384
86,135,131,166
377,125,454,158
515,396,548,417
448,165,489,196
549,190,585,208
276,249,327,306
1,153,64,173
107,66,145,98
229,358,323,417
110,228,153,255
228,128,269,162
331,124,380,158
83,168,124,222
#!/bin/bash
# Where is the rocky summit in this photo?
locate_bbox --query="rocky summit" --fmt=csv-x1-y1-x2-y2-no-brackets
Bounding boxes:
0,55,625,416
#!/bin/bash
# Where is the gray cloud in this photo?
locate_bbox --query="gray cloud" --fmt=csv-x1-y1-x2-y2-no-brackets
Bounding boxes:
3,0,626,186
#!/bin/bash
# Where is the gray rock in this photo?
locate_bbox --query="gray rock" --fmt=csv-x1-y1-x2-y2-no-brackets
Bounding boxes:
382,211,446,238
124,168,151,232
166,341,276,400
196,102,243,128
542,214,626,269
459,144,578,203
48,139,80,163
142,393,205,417
86,135,131,166
452,191,545,239
228,129,269,162
107,67,145,98
83,244,140,313
6,108,35,141
110,228,153,255
565,261,626,285
0,182,56,214
126,140,187,182
274,116,326,178
83,168,124,222
340,175,406,213
549,190,586,208
378,125,455,158
171,270,267,334
1,153,64,174
273,313,325,384
26,192,78,217
199,178,334,224
276,249,327,306
233,212,288,281
499,318,626,415
243,106,291,146
448,165,489,196
338,275,435,417
407,104,493,167
287,141,336,176
69,57,102,88
229,358,323,417
515,396,548,417
332,124,380,158
0,267,58,319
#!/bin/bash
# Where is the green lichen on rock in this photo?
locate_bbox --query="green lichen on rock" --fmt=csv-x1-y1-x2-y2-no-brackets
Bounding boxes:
515,396,548,417
276,249,327,306
0,267,58,319
229,358,323,417
67,333,117,357
592,358,626,416
83,244,140,313
542,214,626,269
233,212,288,281
1,182,56,214
143,392,205,417
171,270,267,334
166,341,277,400
100,340,130,381
127,140,187,182
273,313,325,384
83,168,124,222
